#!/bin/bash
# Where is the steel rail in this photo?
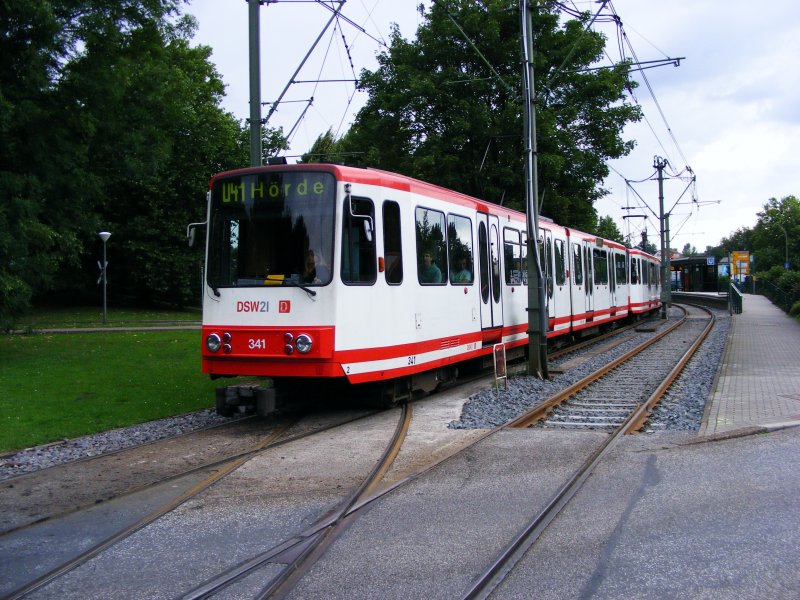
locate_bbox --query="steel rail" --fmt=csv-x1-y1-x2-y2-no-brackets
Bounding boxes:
627,304,716,432
180,403,413,600
4,419,298,600
460,304,714,599
510,305,688,429
6,409,388,600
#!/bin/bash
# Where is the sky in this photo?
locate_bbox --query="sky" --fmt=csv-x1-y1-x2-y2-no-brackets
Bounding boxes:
186,0,799,252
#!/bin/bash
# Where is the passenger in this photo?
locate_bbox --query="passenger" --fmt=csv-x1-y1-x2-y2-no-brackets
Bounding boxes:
419,252,442,283
302,249,329,284
452,256,472,283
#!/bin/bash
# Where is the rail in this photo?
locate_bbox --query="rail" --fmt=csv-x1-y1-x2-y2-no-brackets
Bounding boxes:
729,282,743,314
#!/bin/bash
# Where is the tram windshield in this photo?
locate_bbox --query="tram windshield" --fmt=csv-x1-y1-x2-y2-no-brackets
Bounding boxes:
207,171,335,289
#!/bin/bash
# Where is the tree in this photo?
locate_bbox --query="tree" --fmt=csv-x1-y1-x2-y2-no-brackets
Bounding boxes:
752,195,799,272
637,230,657,256
681,243,697,257
594,215,625,245
1,1,280,322
325,0,640,233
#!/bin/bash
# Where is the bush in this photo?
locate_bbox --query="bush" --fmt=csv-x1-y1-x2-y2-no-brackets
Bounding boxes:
790,301,800,318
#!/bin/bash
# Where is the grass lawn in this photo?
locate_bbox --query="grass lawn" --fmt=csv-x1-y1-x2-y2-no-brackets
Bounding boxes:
0,320,228,453
12,305,201,330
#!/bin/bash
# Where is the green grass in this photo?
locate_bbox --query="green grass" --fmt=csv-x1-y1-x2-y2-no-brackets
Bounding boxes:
13,306,201,330
0,328,225,453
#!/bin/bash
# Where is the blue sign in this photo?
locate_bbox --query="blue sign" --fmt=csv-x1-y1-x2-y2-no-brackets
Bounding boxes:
706,257,715,266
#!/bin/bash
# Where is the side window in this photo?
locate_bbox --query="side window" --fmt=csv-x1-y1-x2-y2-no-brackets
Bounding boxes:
573,243,583,285
416,207,447,285
615,253,627,285
554,238,566,286
631,257,639,284
593,249,609,285
643,259,649,285
448,214,474,284
341,197,376,284
383,201,403,285
504,228,522,285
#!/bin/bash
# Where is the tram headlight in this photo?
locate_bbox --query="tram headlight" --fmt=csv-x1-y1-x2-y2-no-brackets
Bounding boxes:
295,334,313,354
206,333,222,353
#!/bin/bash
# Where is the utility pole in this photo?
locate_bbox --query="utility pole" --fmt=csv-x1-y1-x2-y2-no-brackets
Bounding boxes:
248,0,263,167
654,156,671,318
521,0,548,379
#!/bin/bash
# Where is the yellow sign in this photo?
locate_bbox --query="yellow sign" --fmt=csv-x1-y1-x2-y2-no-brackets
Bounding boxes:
732,251,750,276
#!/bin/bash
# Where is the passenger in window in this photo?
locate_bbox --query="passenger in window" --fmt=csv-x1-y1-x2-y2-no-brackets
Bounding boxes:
302,249,329,284
452,255,472,283
419,251,442,283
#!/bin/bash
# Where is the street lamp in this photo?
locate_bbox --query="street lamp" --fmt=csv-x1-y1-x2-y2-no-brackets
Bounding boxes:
98,231,111,324
776,223,789,270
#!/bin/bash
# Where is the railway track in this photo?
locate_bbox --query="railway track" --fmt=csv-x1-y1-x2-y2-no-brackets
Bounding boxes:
461,303,716,599
3,305,719,599
181,403,412,599
1,407,390,600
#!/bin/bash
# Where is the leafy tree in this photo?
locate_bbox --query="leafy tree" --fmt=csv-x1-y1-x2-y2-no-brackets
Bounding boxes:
681,243,697,257
1,1,283,322
637,230,657,256
752,195,799,272
325,0,640,232
594,215,625,245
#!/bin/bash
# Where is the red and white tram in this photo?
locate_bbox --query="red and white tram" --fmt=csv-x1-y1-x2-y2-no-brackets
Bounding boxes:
192,164,660,409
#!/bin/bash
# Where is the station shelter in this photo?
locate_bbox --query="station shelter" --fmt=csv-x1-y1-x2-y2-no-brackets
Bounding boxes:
670,256,720,292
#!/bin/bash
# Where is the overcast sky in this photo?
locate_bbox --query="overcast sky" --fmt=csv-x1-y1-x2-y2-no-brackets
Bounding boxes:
187,0,799,251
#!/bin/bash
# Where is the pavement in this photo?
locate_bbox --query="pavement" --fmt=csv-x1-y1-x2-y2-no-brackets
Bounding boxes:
701,293,800,435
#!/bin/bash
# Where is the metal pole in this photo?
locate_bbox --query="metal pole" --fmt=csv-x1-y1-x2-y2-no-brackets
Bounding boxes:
98,231,111,323
248,0,262,167
521,0,548,379
655,156,668,319
102,240,107,325
777,223,789,269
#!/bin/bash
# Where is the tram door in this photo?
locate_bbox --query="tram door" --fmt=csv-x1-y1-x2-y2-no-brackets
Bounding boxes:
585,245,594,315
477,213,503,331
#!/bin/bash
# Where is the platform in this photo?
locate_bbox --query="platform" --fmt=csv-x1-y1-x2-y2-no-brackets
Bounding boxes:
701,293,800,435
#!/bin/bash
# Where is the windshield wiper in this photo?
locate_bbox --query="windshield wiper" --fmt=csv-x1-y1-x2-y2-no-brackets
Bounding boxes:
282,279,317,297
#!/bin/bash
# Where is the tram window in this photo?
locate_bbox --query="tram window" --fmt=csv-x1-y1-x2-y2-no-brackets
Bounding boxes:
479,223,490,303
545,236,553,298
341,197,377,284
415,207,447,285
504,228,523,285
448,214,474,284
383,201,403,285
521,232,528,285
615,253,627,285
554,239,566,286
593,249,609,285
572,243,583,285
631,258,639,284
642,260,649,285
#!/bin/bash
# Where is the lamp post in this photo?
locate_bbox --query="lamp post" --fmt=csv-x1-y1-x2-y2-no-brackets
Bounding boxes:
776,223,789,270
98,231,111,324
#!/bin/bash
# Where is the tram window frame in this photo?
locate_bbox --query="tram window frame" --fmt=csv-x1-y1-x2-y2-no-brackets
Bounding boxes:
448,213,474,285
415,206,448,285
593,248,609,285
382,200,403,285
554,238,566,286
572,243,583,285
615,252,627,285
341,196,377,285
503,228,523,285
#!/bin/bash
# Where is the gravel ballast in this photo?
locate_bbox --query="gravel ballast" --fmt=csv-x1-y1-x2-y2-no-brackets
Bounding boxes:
450,310,730,431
